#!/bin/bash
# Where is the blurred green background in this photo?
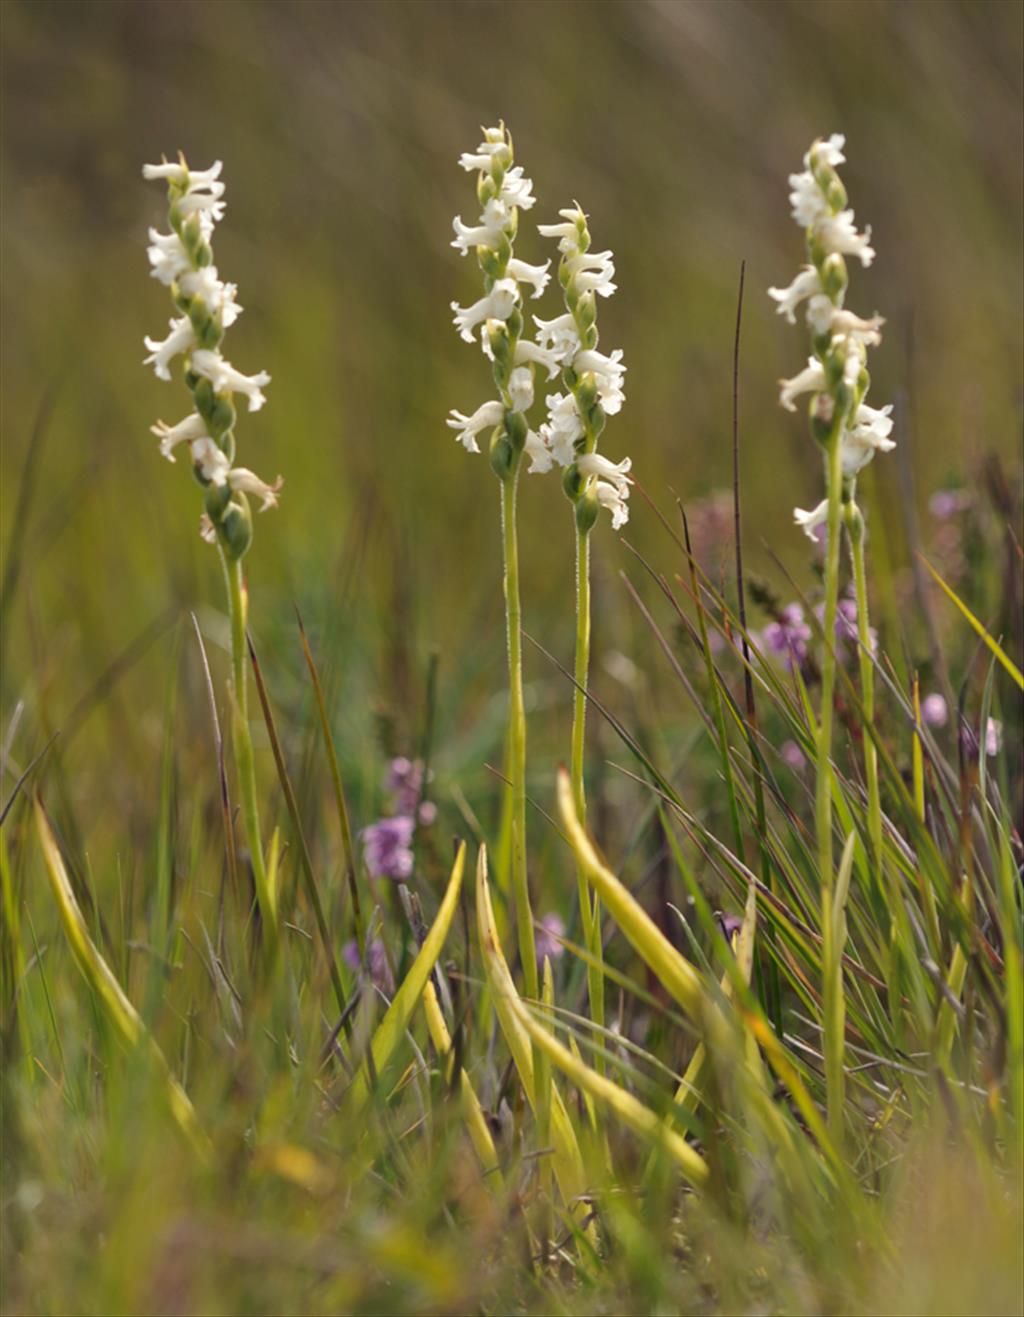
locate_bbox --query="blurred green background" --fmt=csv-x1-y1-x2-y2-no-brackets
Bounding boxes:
2,0,1021,846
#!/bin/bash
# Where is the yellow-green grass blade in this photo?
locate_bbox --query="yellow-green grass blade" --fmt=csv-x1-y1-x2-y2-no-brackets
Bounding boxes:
476,845,590,1217
920,555,1023,689
421,977,504,1189
556,767,704,1020
504,960,709,1189
348,842,465,1113
35,797,209,1160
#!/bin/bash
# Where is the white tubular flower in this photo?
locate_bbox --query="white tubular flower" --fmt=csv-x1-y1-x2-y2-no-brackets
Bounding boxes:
446,399,505,453
794,499,828,539
227,467,284,511
842,402,896,475
450,199,509,256
789,171,830,227
595,479,630,530
147,228,192,285
500,166,535,211
508,366,534,413
808,133,846,169
143,159,224,190
816,210,875,266
575,266,617,298
190,348,271,412
457,129,512,172
524,428,554,474
806,295,883,344
768,266,822,323
574,347,626,411
540,391,583,466
178,266,242,326
450,278,517,342
190,438,281,510
150,412,208,461
577,451,631,495
143,315,195,380
778,357,826,411
533,313,580,363
144,159,226,223
512,338,562,380
538,205,587,254
506,257,551,299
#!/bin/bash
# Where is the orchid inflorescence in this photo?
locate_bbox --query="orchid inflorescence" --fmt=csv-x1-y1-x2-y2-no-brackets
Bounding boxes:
447,127,630,530
769,134,894,539
143,155,280,558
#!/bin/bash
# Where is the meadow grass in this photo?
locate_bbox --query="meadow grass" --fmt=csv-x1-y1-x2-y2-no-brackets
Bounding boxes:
2,6,1023,1314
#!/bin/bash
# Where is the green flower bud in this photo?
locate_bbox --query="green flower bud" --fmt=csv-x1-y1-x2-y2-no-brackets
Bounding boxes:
192,374,217,421
575,486,599,534
822,253,847,300
504,408,528,455
207,394,236,440
581,324,599,351
202,473,231,513
824,177,847,213
478,246,503,280
219,497,253,560
575,371,599,413
588,403,607,440
562,463,584,501
506,305,523,342
487,319,511,366
477,174,498,208
576,291,597,331
488,427,516,482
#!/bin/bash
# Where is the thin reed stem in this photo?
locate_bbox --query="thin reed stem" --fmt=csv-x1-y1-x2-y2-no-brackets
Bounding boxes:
818,431,845,1147
572,521,605,1057
849,514,883,896
222,552,278,957
501,467,537,1002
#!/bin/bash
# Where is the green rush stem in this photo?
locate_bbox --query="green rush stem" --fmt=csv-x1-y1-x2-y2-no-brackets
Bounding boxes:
501,468,538,1003
572,521,605,1063
849,517,884,908
222,551,278,959
818,432,845,1148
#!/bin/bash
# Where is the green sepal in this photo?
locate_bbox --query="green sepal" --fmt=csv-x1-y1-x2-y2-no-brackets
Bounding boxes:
504,409,527,456
218,497,253,561
575,487,599,535
488,427,516,483
562,463,584,501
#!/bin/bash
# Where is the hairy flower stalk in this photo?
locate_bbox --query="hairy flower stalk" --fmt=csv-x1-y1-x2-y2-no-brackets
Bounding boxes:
770,135,892,1144
536,204,630,1046
448,126,554,1002
143,155,281,955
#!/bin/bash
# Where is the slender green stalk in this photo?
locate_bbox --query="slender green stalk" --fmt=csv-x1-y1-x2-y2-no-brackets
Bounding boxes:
572,521,605,1056
818,431,845,1147
501,468,537,1002
848,512,883,894
222,552,278,957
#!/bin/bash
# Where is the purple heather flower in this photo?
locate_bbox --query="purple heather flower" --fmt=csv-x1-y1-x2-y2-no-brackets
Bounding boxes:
985,718,1003,757
385,756,424,816
921,693,948,728
361,815,415,881
715,911,743,944
761,603,812,670
781,739,806,771
342,937,395,994
417,800,437,826
535,913,565,963
928,488,971,521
